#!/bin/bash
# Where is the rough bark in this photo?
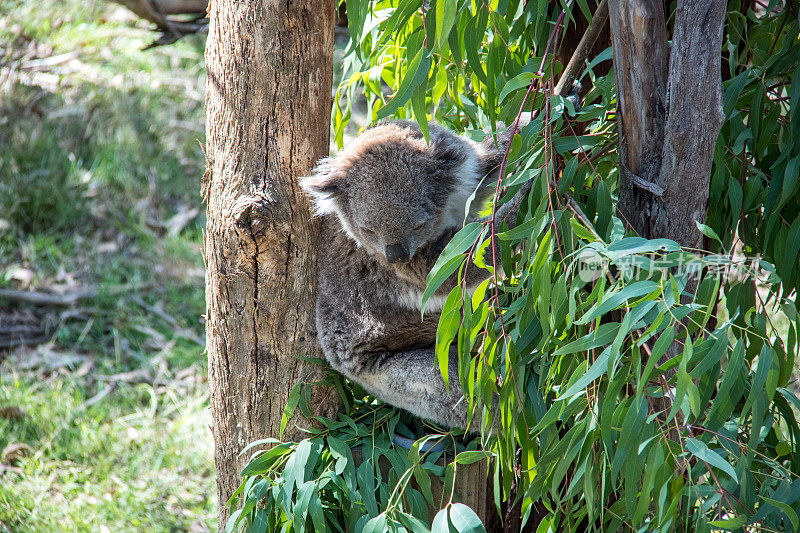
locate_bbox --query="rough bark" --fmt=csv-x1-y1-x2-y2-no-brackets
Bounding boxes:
655,1,726,248
203,0,338,526
608,0,669,238
610,0,726,245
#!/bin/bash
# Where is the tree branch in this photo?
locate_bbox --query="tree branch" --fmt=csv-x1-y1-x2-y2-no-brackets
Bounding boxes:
554,0,610,97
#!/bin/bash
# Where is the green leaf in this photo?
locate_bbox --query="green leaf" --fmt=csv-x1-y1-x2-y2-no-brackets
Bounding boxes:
239,437,282,457
750,82,765,150
780,156,800,208
695,221,722,244
413,463,436,506
449,503,486,533
363,512,388,533
327,436,353,475
345,0,368,52
684,437,738,482
705,340,745,430
432,508,452,533
292,480,314,530
240,443,292,476
723,71,751,117
780,213,800,281
358,461,380,516
570,217,597,241
605,238,680,260
434,0,458,52
435,291,463,375
250,509,269,533
400,512,433,533
280,383,303,439
412,80,430,142
226,509,243,533
557,345,611,399
553,322,620,355
576,281,660,325
308,494,328,533
377,48,432,120
710,516,747,529
464,12,488,85
422,255,464,316
454,450,493,465
637,326,674,396
498,72,536,104
760,496,800,532
422,222,486,312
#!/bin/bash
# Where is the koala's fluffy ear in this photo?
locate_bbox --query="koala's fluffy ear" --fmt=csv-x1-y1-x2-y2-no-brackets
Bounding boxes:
299,158,347,215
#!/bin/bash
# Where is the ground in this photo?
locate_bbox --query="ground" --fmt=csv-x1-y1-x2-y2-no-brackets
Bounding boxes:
0,1,214,530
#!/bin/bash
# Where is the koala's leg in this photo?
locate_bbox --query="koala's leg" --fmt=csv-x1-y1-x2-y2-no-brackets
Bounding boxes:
342,348,470,430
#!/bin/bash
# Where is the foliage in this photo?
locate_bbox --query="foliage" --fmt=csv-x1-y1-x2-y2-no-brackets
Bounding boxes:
709,0,800,294
227,400,490,533
231,0,800,531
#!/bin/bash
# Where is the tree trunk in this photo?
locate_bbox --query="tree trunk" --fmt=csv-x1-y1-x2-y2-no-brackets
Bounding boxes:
610,0,726,245
608,0,669,238
203,0,339,526
655,1,726,248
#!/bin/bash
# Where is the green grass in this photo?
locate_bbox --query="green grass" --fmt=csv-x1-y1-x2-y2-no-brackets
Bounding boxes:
0,375,213,532
0,0,214,530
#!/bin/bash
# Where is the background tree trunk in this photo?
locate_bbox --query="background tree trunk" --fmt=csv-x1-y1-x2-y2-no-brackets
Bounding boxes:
655,1,726,248
610,0,726,245
608,0,669,238
203,0,339,526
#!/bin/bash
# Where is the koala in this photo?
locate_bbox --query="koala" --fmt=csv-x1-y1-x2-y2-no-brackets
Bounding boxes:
300,119,530,430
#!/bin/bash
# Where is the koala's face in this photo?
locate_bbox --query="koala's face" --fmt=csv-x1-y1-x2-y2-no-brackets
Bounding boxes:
301,121,499,264
344,151,445,263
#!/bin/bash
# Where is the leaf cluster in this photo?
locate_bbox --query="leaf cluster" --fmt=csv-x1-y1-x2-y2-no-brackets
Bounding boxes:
227,400,492,533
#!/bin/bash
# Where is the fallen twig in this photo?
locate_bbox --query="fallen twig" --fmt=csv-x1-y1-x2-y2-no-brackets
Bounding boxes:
0,464,23,475
0,288,96,306
20,52,80,70
96,368,153,384
0,284,153,307
132,295,205,346
85,383,117,407
0,325,45,336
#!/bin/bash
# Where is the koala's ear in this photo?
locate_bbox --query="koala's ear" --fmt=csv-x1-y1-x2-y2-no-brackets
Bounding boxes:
299,158,347,215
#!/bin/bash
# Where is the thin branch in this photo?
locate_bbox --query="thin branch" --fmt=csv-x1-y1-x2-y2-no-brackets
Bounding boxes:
554,0,610,97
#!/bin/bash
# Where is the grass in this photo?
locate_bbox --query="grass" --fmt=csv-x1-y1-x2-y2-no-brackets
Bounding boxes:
0,0,214,530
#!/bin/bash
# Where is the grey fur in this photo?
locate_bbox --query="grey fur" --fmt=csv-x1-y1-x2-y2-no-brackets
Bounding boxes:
300,119,529,429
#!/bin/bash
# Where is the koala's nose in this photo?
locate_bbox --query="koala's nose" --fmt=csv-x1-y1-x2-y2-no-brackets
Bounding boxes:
385,243,410,263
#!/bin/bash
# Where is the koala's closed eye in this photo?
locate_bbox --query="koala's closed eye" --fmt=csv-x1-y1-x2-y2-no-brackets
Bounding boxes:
412,215,430,230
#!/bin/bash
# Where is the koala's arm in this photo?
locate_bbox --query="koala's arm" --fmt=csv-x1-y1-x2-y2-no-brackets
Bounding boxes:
350,345,468,429
316,286,470,428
